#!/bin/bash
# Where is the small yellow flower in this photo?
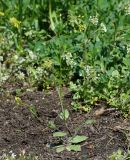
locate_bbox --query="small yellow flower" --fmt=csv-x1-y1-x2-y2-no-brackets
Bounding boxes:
0,11,4,16
79,24,86,32
9,17,21,28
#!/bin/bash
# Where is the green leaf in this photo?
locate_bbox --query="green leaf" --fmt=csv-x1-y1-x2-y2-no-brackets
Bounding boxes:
59,109,69,121
53,132,67,137
66,145,81,152
15,96,22,105
85,119,95,125
23,0,30,13
56,145,65,153
112,70,119,77
48,121,56,129
98,0,108,10
69,135,88,144
28,105,37,117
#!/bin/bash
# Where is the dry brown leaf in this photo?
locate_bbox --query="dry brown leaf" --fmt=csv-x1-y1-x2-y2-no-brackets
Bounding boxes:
94,107,105,117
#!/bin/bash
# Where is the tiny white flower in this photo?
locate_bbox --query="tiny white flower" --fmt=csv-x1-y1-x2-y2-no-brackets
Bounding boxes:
13,55,18,61
11,152,16,158
89,16,98,25
66,52,72,59
0,56,3,61
26,49,37,59
18,72,25,80
85,65,90,75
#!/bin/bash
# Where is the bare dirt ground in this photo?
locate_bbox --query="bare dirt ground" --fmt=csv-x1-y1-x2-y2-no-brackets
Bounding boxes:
0,84,129,160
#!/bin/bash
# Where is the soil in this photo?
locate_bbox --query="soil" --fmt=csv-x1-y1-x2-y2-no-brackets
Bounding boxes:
0,84,130,160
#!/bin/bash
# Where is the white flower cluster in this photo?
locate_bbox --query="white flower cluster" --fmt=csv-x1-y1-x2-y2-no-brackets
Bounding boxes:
85,65,98,80
0,63,10,83
85,65,90,76
0,151,16,159
63,52,76,68
89,16,98,25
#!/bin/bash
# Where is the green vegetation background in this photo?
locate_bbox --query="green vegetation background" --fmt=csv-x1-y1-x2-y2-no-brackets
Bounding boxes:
0,0,130,113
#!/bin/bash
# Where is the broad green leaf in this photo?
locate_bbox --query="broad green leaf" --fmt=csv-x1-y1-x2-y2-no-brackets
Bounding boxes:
59,109,69,120
66,145,81,152
112,70,119,77
98,0,108,10
48,121,56,129
53,132,67,137
123,58,130,68
70,135,88,144
56,145,65,153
